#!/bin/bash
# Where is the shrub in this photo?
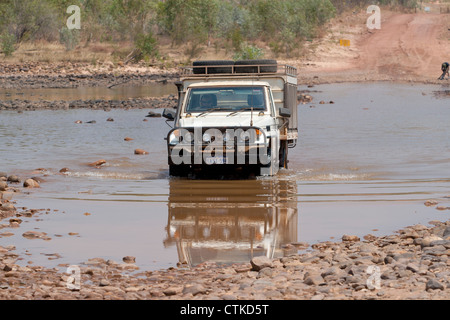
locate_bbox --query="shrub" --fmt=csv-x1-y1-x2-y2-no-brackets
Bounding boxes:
135,31,159,60
233,43,264,60
59,27,80,51
230,26,244,52
1,33,16,57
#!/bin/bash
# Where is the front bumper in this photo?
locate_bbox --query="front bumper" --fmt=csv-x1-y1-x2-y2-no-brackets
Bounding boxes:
167,127,271,166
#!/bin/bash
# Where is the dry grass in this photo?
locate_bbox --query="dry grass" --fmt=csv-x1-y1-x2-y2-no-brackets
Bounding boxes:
2,41,137,64
2,34,287,67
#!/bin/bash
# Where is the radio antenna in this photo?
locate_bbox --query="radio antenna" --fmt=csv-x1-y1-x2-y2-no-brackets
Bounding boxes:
250,79,254,126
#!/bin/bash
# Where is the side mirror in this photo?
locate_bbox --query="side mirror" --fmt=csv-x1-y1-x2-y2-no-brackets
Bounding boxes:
279,107,291,118
162,108,176,121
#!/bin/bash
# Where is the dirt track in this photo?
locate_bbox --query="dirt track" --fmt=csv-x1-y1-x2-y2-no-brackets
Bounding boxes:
296,11,450,84
358,13,449,79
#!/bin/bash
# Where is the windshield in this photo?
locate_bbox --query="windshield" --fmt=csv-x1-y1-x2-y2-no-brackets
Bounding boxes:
185,86,266,113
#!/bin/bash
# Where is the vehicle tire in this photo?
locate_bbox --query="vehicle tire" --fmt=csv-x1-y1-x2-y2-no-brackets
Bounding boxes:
259,147,278,176
279,140,288,169
193,60,234,74
234,59,278,74
169,165,189,177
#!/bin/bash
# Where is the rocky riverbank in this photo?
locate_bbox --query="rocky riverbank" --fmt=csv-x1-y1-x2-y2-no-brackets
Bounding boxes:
0,62,179,89
0,96,177,111
0,62,180,111
1,172,449,300
0,73,177,90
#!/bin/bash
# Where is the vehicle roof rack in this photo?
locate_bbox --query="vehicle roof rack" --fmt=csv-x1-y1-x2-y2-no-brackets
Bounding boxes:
182,60,297,77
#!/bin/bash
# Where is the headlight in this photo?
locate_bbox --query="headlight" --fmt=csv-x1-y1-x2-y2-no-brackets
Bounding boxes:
184,131,194,143
170,130,194,145
168,129,180,145
203,132,211,143
239,130,250,142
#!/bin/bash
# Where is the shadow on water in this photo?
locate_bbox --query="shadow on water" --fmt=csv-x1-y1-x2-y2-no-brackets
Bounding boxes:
164,178,299,267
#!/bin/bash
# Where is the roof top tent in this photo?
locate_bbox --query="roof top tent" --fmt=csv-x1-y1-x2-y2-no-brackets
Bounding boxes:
179,60,298,145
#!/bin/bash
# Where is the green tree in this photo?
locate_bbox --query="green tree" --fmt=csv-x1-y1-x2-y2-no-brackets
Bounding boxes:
59,27,80,51
249,0,287,37
157,0,220,45
233,42,264,60
0,0,59,42
1,32,16,57
134,31,159,60
108,0,159,41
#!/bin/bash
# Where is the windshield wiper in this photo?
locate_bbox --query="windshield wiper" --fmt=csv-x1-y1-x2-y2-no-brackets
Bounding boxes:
227,107,257,117
196,108,232,117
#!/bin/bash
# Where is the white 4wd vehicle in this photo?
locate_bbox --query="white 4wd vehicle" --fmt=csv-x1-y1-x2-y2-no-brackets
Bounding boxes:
163,60,298,177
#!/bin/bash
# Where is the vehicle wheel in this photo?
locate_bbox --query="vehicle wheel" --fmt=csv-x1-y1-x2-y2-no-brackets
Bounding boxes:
169,165,189,177
234,59,278,74
279,140,288,169
259,148,278,176
193,60,234,74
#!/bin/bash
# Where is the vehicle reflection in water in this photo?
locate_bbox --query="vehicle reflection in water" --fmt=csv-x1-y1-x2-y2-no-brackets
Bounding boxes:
164,178,298,267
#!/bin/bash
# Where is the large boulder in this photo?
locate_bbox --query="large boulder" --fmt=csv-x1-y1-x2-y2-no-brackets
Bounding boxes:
23,179,40,188
0,181,7,191
0,201,16,220
7,175,20,183
250,256,273,271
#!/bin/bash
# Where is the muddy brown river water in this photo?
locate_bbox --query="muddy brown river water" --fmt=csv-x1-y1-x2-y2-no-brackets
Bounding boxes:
0,84,177,101
0,82,449,272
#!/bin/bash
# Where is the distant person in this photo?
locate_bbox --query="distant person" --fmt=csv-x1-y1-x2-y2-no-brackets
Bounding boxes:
439,62,449,80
